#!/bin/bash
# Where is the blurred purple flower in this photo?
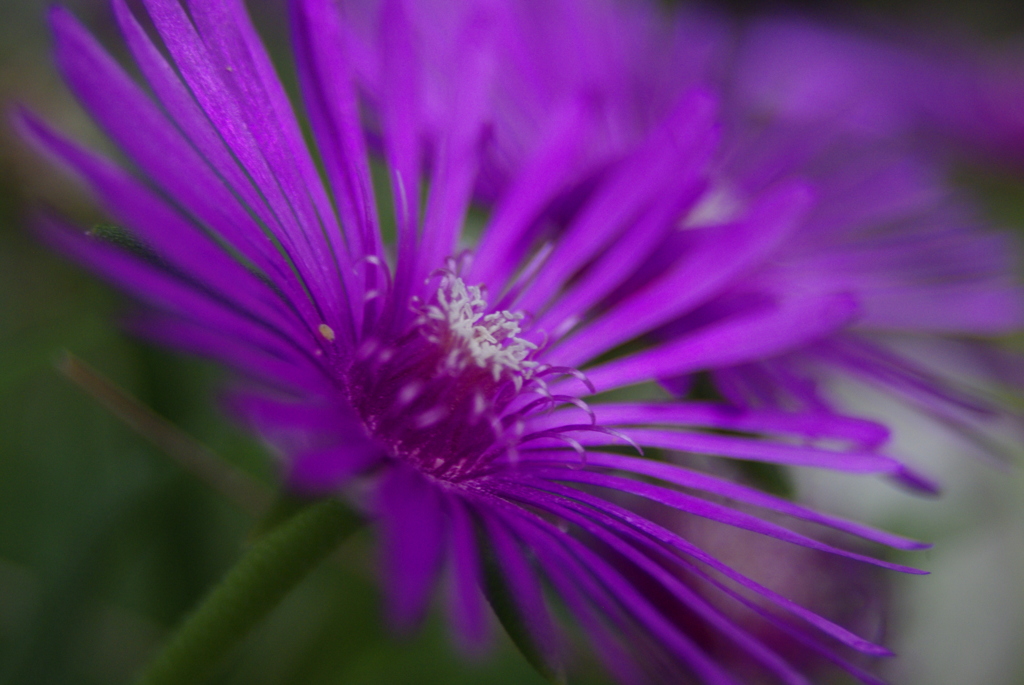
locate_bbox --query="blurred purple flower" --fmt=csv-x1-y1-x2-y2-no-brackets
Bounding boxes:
19,0,947,683
734,16,1024,167
708,16,1024,474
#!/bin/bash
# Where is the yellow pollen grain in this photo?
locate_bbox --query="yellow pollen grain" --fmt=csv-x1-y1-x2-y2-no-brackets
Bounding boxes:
318,323,335,341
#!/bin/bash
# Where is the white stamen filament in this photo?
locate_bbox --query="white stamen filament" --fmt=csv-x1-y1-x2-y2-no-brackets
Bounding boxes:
422,275,538,381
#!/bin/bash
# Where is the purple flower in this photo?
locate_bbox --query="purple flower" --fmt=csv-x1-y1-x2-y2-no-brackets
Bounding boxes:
20,0,938,683
346,0,1024,480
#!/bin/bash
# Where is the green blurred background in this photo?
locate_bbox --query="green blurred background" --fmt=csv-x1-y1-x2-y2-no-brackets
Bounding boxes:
1,1,1023,684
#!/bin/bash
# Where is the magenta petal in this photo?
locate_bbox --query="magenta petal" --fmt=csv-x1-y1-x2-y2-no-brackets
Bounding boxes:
582,291,859,393
54,5,285,284
290,0,380,260
140,0,359,334
378,465,446,632
552,180,811,366
468,96,599,290
416,8,496,282
518,451,929,551
501,470,924,574
532,402,891,450
34,216,313,368
523,477,894,657
515,89,719,315
128,313,329,395
110,0,320,326
288,443,382,495
503,483,813,685
19,111,302,338
444,496,490,651
493,496,741,685
523,425,897,472
377,0,423,295
475,507,562,671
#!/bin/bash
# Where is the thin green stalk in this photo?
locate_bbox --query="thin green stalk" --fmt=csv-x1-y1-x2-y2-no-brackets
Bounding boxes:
57,352,272,516
136,498,362,685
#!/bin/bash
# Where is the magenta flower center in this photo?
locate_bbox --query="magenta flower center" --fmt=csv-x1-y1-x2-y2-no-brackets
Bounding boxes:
346,275,542,481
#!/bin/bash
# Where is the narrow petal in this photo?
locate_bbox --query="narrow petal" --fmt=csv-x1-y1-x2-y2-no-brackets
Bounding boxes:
551,181,811,366
141,0,359,335
35,217,315,368
378,465,446,631
111,1,337,346
580,291,858,393
518,477,894,656
128,313,329,395
515,90,718,315
54,5,288,285
820,335,1002,417
416,8,495,281
19,110,310,346
501,482,813,685
523,425,897,472
475,506,563,677
516,451,929,550
288,443,383,494
859,283,1024,334
468,96,599,290
444,496,489,651
187,0,355,267
503,469,924,574
530,402,891,450
290,0,380,260
377,0,422,309
493,497,741,685
531,180,700,340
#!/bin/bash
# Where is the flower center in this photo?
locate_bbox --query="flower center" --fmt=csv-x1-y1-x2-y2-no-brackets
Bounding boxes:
418,275,538,384
346,276,539,480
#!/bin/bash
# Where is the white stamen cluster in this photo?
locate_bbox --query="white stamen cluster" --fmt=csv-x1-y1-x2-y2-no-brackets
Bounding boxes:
420,275,538,382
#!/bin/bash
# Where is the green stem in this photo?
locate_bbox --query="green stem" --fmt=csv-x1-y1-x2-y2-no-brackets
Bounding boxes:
136,499,362,685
